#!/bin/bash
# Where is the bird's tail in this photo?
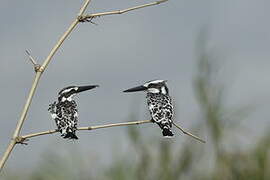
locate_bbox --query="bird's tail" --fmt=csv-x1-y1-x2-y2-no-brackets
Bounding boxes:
155,120,174,137
61,127,78,139
162,126,174,137
63,132,78,139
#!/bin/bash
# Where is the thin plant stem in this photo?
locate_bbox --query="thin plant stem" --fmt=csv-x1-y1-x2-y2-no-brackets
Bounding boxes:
0,0,92,172
172,122,206,143
21,120,152,139
20,120,205,144
0,72,42,171
0,0,168,172
25,50,38,66
81,0,168,20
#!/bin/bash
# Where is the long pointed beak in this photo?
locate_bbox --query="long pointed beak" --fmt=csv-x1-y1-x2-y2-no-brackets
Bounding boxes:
123,85,147,93
77,85,99,93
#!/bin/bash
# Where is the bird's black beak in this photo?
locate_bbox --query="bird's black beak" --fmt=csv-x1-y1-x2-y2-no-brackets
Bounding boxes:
77,85,99,93
123,85,147,93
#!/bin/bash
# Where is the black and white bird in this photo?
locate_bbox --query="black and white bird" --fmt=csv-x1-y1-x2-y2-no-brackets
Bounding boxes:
48,85,98,139
123,80,174,137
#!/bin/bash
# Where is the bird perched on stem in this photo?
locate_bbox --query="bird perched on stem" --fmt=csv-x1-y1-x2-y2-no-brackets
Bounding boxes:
123,80,174,137
48,85,99,139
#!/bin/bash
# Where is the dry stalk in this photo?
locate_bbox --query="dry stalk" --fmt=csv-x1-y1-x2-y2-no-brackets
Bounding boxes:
172,122,206,143
0,0,92,171
25,50,38,66
79,0,168,22
0,0,168,172
19,120,205,144
21,120,152,140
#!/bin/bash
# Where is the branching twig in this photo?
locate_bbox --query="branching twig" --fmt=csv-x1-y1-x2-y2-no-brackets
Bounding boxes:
21,120,152,140
0,0,92,172
0,0,167,172
20,120,205,144
79,120,152,131
21,130,57,139
79,0,168,22
25,50,38,66
172,122,206,143
25,50,41,72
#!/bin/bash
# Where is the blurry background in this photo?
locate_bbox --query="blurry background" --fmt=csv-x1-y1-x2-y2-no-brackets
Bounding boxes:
0,0,270,179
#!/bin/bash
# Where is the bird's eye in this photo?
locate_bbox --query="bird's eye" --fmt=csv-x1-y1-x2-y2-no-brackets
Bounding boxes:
148,84,154,88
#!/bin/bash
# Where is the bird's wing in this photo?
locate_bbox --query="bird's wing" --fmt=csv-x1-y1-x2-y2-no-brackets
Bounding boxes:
147,99,164,123
48,101,59,119
60,101,78,128
48,102,56,113
147,95,173,125
162,95,173,122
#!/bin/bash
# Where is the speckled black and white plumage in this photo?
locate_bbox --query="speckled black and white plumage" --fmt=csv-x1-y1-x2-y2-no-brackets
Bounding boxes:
147,92,174,137
48,99,78,139
48,85,98,140
123,80,174,137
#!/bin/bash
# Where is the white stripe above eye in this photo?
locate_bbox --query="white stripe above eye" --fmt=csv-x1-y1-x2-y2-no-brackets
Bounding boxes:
148,88,160,93
61,87,78,94
144,79,165,87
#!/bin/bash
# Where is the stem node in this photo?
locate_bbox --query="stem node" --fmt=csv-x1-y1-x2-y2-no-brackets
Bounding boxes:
14,136,28,145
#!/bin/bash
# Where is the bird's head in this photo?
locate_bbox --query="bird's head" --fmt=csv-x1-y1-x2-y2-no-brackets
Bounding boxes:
123,79,169,95
58,85,99,102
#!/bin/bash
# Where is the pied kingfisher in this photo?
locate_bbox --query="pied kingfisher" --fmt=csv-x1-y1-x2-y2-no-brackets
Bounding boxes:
48,85,98,139
123,80,174,137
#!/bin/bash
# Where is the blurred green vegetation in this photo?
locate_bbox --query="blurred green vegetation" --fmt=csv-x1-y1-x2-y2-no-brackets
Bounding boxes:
2,37,270,180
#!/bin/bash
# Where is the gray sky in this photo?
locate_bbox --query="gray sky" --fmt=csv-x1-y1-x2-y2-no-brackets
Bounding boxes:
1,0,270,171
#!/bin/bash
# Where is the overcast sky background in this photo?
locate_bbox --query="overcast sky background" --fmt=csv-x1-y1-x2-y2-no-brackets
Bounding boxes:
0,0,270,172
